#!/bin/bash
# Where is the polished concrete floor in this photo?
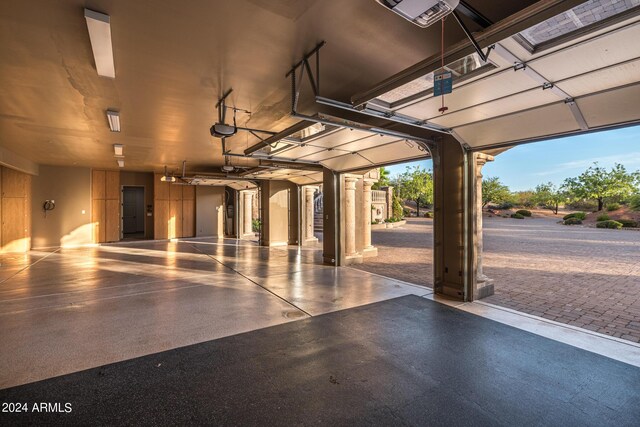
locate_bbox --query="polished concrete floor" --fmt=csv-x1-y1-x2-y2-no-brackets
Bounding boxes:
0,238,426,389
2,295,639,426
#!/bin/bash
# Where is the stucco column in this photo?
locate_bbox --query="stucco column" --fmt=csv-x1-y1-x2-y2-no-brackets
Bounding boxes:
362,180,374,249
344,176,359,256
243,191,253,236
475,153,494,288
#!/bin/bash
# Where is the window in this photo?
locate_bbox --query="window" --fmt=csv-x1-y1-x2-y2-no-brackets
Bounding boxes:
517,0,640,52
375,52,495,106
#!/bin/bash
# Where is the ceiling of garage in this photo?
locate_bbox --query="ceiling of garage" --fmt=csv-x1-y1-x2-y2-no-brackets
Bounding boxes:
356,0,640,151
0,0,540,175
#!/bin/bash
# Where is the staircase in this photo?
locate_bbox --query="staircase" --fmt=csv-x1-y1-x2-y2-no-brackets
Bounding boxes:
314,212,323,233
314,192,323,233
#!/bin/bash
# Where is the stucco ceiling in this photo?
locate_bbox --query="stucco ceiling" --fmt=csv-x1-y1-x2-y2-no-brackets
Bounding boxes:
0,0,538,174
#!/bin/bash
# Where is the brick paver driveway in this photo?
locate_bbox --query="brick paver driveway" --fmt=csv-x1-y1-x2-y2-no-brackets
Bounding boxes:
354,217,640,343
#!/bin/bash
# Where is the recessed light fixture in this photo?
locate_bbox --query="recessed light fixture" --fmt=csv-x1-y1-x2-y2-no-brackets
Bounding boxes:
84,9,115,78
117,159,124,168
107,110,120,132
113,144,123,156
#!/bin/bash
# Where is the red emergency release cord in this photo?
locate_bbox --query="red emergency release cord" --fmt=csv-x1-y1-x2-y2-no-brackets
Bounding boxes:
439,17,448,114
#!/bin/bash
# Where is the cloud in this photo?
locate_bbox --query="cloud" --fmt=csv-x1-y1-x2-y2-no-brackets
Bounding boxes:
533,152,640,177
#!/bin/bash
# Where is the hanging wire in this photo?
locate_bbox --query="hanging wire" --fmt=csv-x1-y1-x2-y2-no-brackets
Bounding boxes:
439,16,449,114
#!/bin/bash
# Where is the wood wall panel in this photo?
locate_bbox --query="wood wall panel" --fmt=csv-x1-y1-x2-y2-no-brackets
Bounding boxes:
154,174,170,200
169,200,183,239
1,166,31,253
92,170,106,200
153,173,195,240
105,171,120,200
169,183,182,201
182,198,195,238
154,200,169,239
2,167,26,198
24,175,32,240
92,169,120,243
105,199,120,242
92,199,106,243
182,185,195,200
2,197,25,246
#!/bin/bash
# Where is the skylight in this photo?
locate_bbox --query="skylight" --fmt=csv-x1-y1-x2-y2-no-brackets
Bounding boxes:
518,0,640,50
376,52,493,105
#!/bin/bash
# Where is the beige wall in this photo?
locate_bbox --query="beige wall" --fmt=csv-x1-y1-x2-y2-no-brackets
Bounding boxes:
121,171,154,239
31,166,92,249
196,186,224,237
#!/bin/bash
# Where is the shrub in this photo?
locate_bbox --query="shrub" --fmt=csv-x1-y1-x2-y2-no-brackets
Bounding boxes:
511,213,525,219
563,218,582,225
386,217,402,223
252,219,261,232
423,212,433,218
563,212,586,221
606,203,621,212
515,209,532,217
630,195,640,211
392,196,403,219
402,208,412,217
566,200,598,212
618,219,638,228
596,220,623,229
496,202,514,210
596,214,610,222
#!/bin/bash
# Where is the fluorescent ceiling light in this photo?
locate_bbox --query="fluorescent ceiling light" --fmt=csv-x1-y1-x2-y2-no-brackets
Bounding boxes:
117,159,125,168
85,9,115,78
113,144,123,156
107,110,120,132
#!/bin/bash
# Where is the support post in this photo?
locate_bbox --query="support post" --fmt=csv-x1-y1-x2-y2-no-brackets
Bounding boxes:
362,180,377,257
343,175,362,264
473,152,495,299
242,191,253,237
302,185,319,245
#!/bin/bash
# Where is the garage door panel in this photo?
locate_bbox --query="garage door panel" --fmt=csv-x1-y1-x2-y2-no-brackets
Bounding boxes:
578,83,640,128
456,103,580,148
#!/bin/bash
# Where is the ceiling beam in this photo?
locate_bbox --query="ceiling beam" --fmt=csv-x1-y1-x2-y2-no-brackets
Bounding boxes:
350,0,585,107
244,120,315,155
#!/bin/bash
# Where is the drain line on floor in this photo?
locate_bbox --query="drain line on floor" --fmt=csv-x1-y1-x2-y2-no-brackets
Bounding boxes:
0,248,61,286
189,244,312,318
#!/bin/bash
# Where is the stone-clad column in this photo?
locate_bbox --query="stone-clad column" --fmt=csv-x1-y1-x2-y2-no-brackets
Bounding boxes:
344,176,359,256
303,186,319,243
363,181,374,249
475,153,494,296
243,191,253,236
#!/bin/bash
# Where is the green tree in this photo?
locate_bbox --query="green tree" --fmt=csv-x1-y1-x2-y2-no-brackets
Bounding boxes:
482,177,512,207
372,167,391,190
395,166,433,217
531,182,566,215
563,163,639,211
514,190,535,208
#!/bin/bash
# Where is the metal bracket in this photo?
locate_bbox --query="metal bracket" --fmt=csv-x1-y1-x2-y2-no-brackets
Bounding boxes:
513,62,527,71
286,41,326,114
452,11,494,63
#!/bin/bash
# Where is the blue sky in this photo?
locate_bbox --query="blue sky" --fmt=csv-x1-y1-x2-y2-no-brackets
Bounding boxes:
385,125,640,191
